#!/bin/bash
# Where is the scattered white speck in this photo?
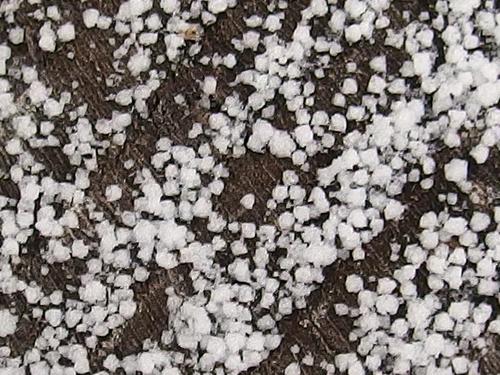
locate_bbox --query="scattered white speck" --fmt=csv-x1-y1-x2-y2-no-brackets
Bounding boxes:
469,212,490,232
443,217,468,236
285,362,301,375
444,158,468,183
208,0,228,14
0,310,17,337
8,27,24,45
240,193,255,210
345,274,363,293
83,9,100,28
412,52,433,77
39,22,56,52
80,280,107,304
57,23,76,42
203,76,217,96
128,49,151,76
269,130,296,158
105,184,123,202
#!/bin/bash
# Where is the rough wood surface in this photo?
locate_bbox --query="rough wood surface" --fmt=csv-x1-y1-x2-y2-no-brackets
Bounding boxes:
0,0,498,374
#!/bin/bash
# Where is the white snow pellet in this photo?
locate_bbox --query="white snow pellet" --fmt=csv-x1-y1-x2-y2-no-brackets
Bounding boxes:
367,75,386,94
284,362,301,375
72,240,89,259
424,333,445,356
128,49,151,76
444,158,468,183
294,125,314,147
43,98,63,118
375,294,399,315
264,14,282,32
345,0,367,18
331,113,347,132
47,5,61,20
345,274,363,293
208,0,228,14
434,312,454,331
39,22,56,52
369,56,386,73
203,76,217,95
342,78,358,95
469,212,490,232
105,185,123,202
160,0,180,14
83,9,100,28
247,120,274,153
97,15,113,29
345,24,362,43
28,80,48,105
119,300,137,319
13,115,36,139
412,52,432,77
452,357,469,374
309,0,328,17
79,280,107,304
384,200,405,220
304,244,337,267
240,193,255,210
443,217,468,236
269,130,296,158
45,309,63,327
57,23,76,42
0,310,17,337
470,144,489,164
193,197,212,218
223,53,237,68
449,301,470,321
449,0,480,15
8,27,24,45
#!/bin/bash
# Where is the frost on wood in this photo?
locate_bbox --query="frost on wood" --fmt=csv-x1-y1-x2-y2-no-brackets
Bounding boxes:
0,0,499,374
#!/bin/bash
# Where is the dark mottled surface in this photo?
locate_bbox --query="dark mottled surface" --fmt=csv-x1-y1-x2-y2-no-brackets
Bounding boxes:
0,0,498,374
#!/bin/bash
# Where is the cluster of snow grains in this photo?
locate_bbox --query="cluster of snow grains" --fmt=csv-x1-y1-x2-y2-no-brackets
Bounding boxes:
0,0,498,374
322,207,500,374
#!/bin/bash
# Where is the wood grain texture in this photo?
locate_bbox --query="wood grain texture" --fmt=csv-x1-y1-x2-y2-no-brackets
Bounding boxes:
0,0,498,374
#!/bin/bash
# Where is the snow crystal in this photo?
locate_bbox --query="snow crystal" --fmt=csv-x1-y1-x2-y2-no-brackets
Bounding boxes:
128,49,151,76
470,144,489,164
269,130,296,158
119,300,137,320
469,212,490,232
303,243,337,267
284,362,301,375
83,9,100,28
412,52,433,77
345,274,363,293
203,76,217,96
208,0,228,14
8,26,24,45
240,193,255,210
444,158,468,183
0,310,18,337
384,200,405,220
105,185,122,202
39,22,56,52
449,0,480,15
443,217,468,236
57,23,76,42
80,280,107,304
345,25,362,43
